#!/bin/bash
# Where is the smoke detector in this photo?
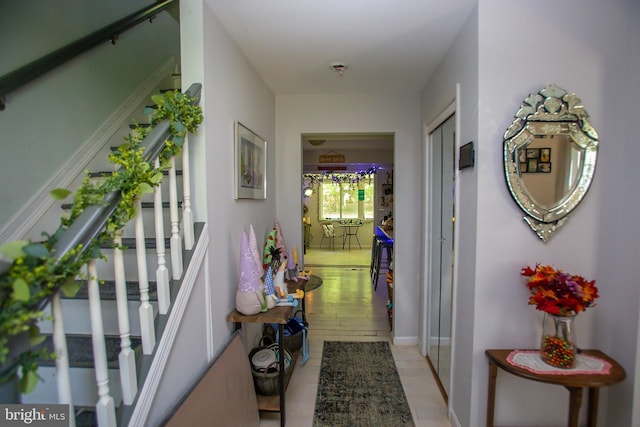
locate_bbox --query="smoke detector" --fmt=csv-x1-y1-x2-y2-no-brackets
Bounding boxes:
330,62,348,75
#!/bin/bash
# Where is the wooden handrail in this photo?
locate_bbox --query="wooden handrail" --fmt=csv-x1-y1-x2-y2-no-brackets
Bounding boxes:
0,0,175,110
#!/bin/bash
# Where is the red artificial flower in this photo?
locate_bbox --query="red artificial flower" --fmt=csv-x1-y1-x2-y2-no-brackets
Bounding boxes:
521,264,599,316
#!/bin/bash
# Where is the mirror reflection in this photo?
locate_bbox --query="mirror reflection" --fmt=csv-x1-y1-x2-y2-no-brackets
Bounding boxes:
503,85,599,241
515,131,583,210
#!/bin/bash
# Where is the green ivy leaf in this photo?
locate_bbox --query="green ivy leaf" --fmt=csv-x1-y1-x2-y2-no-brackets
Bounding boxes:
50,188,71,200
88,245,102,259
173,135,185,147
0,241,27,260
61,276,82,298
22,243,49,259
28,325,45,346
150,172,164,185
19,370,39,394
151,94,165,106
12,278,30,301
173,121,185,134
139,183,154,195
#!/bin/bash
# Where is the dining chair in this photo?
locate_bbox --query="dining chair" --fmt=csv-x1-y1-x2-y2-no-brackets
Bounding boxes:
319,222,337,250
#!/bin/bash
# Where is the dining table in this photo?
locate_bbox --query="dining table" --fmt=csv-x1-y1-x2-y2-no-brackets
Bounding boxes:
338,221,363,250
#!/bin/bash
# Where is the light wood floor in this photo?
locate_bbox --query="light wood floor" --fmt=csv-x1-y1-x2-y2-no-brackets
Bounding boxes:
259,248,451,427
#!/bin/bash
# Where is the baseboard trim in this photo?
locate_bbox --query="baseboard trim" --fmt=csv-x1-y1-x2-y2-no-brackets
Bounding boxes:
0,59,175,244
393,336,418,346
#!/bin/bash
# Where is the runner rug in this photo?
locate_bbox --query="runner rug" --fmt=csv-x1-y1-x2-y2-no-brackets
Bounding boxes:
313,341,415,426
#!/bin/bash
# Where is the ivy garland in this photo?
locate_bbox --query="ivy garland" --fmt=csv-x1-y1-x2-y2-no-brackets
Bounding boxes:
0,89,202,393
303,166,378,187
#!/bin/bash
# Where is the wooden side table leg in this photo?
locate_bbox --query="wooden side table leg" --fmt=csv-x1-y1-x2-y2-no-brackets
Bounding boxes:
587,387,599,427
279,323,286,427
487,361,497,427
566,386,582,427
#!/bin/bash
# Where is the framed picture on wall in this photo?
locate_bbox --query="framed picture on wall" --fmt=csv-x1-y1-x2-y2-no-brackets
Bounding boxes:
235,122,267,199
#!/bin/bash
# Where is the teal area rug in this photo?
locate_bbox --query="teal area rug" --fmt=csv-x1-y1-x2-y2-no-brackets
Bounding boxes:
313,341,415,426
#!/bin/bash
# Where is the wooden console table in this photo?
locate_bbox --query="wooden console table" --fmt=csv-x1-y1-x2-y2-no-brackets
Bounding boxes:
228,306,294,427
486,349,626,427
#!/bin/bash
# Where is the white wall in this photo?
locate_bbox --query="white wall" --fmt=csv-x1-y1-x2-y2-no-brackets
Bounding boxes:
201,3,277,355
276,93,421,342
421,1,639,425
0,0,180,227
421,5,478,425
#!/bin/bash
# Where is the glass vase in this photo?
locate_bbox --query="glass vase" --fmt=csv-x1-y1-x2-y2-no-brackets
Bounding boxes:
540,313,577,369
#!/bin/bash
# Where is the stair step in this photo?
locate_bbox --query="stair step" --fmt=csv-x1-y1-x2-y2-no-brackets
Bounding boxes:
37,334,142,369
100,237,170,250
63,280,158,301
88,169,182,178
128,123,151,129
74,408,97,427
61,201,183,210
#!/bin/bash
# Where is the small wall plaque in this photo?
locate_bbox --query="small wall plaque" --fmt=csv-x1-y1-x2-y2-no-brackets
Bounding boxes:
459,141,475,170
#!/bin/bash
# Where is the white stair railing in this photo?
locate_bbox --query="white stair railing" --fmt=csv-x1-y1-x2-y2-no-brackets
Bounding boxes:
182,135,194,250
113,232,137,405
135,199,156,354
26,83,202,425
52,293,76,427
154,158,171,314
87,260,117,427
169,156,183,280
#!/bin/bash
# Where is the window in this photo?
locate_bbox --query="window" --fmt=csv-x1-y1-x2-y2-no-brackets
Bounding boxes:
319,175,374,220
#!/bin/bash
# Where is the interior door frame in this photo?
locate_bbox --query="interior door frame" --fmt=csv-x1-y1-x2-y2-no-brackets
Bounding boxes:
421,87,461,408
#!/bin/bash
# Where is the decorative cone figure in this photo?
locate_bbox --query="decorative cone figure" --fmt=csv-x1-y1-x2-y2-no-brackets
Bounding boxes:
236,231,266,315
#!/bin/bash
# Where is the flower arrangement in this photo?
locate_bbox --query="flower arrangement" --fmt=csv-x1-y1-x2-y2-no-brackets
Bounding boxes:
521,264,598,368
521,264,599,316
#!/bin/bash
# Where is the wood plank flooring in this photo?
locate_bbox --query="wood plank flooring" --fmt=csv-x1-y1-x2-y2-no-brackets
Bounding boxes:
258,248,451,427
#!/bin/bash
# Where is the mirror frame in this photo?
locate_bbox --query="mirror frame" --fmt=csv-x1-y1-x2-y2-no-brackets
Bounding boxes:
503,84,599,241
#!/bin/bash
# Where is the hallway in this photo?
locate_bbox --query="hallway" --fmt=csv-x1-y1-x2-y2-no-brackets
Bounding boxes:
259,248,451,426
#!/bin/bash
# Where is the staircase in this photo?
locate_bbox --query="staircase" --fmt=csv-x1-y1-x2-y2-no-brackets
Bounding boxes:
13,75,205,426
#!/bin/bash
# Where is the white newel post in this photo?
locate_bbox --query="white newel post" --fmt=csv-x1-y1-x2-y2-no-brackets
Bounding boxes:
169,156,183,279
112,233,138,404
86,260,116,427
181,136,194,250
154,158,171,314
52,293,76,427
135,199,156,354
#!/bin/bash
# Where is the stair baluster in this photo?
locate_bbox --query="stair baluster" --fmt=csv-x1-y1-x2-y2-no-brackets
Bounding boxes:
135,199,156,354
87,260,117,427
113,233,138,404
154,158,171,314
182,136,194,250
52,293,76,427
169,156,183,279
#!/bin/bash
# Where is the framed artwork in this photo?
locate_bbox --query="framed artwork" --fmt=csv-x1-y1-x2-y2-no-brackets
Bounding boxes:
520,147,552,173
538,162,552,173
540,148,551,162
235,122,267,199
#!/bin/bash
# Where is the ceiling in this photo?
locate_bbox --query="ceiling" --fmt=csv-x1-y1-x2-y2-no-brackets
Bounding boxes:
207,0,476,95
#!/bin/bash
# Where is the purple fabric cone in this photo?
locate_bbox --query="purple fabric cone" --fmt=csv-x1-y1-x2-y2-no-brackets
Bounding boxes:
239,231,262,292
249,224,263,273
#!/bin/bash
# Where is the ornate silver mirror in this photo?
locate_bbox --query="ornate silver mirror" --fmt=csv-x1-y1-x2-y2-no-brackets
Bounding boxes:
504,85,599,241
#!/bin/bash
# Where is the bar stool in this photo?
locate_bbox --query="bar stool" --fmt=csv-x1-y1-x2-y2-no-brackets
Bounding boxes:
371,236,393,290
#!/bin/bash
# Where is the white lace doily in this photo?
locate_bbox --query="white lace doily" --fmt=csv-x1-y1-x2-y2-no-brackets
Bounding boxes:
507,350,611,375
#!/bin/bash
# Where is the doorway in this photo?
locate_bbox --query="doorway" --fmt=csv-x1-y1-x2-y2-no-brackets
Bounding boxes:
426,113,456,400
300,133,394,265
